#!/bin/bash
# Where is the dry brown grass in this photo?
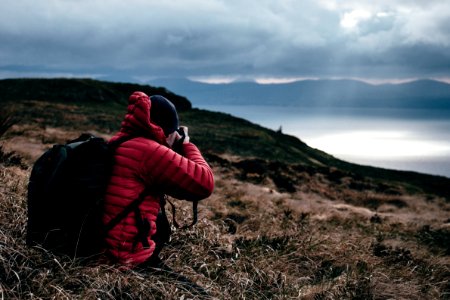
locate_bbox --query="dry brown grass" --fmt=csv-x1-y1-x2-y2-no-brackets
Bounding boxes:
1,108,449,299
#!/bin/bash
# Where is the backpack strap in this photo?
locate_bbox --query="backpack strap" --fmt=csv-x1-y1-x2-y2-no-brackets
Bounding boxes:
162,196,199,230
102,134,148,235
132,205,151,250
108,135,136,149
103,188,149,234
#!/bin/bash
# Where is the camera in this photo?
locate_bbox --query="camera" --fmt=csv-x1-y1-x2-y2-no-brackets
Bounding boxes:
176,127,186,138
173,127,186,153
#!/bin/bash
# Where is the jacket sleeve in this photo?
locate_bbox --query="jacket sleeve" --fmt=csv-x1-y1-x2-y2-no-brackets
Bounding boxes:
139,142,214,201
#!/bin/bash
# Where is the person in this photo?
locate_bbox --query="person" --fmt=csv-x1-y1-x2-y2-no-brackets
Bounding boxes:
102,91,214,268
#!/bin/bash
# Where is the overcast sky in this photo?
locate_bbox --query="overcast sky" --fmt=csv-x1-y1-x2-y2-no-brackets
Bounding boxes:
0,0,449,83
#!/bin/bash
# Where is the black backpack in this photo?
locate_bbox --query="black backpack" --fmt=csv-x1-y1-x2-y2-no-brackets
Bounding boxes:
27,132,199,260
26,133,135,259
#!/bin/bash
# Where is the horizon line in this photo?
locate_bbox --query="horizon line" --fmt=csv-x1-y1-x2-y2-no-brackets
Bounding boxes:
188,76,450,86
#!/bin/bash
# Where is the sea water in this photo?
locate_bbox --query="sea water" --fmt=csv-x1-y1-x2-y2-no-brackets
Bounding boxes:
196,105,450,178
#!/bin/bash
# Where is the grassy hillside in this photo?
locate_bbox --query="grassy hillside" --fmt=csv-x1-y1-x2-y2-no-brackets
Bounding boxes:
0,78,192,111
2,78,449,199
1,78,449,299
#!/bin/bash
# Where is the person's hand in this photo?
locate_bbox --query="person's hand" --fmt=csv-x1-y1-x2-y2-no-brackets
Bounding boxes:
166,131,178,147
178,126,190,144
167,126,190,151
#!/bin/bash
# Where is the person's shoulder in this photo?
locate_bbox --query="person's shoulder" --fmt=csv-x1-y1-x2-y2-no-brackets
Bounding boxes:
125,137,160,149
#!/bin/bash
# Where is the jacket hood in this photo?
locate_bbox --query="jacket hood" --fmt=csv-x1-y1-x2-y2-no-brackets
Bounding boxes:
119,91,167,145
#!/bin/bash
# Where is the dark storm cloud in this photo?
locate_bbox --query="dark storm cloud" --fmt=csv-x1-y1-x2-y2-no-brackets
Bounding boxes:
0,0,449,81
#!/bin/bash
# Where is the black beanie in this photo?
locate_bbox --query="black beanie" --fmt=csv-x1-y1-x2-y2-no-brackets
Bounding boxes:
149,95,179,136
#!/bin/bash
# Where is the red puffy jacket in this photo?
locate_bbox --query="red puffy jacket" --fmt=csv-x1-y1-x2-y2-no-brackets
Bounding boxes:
102,91,214,266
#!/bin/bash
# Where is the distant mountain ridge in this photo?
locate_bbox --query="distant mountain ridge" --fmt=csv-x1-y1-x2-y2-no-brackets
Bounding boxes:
150,78,450,109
